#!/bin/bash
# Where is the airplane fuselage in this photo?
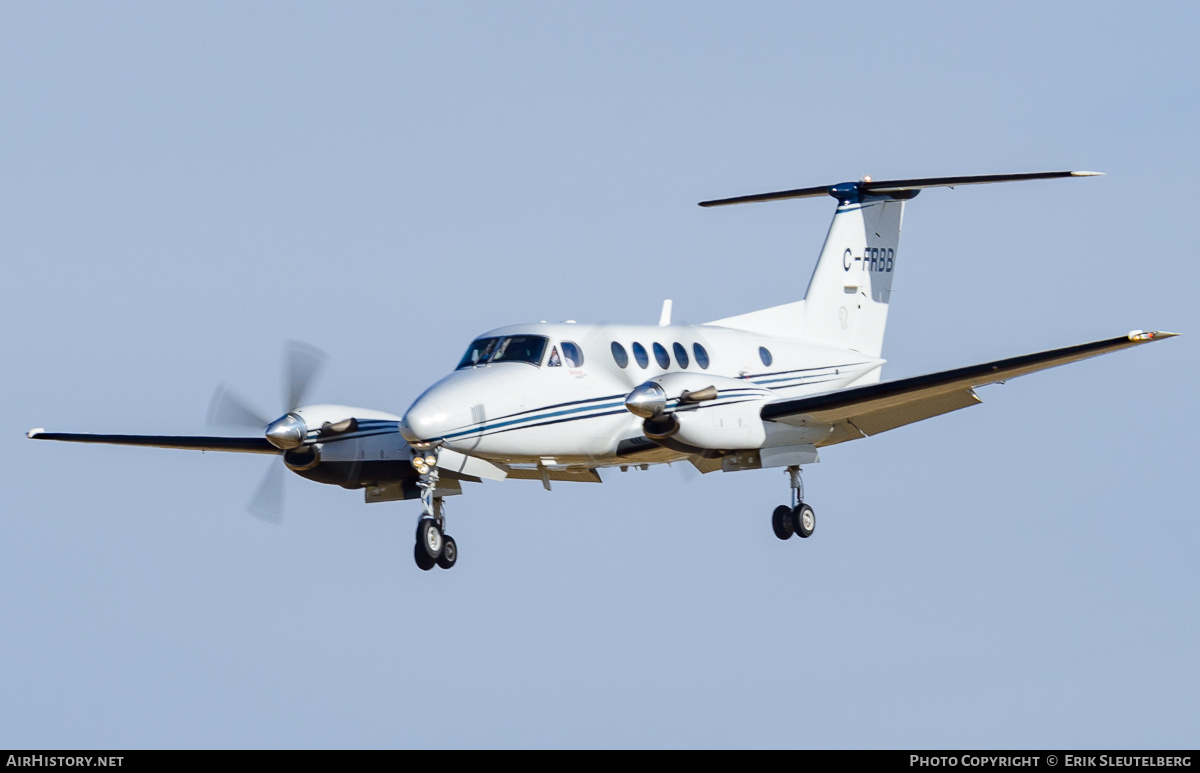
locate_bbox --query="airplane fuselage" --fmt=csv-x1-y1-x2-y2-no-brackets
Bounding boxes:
400,322,883,465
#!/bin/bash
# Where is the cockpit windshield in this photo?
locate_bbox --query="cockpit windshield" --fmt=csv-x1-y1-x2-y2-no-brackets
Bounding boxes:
457,337,499,369
456,335,549,369
490,335,548,365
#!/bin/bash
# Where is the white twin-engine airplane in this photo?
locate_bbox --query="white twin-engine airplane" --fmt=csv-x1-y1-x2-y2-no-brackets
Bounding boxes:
28,171,1177,571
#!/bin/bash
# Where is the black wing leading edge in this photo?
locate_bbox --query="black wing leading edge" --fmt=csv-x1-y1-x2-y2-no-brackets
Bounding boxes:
25,430,278,454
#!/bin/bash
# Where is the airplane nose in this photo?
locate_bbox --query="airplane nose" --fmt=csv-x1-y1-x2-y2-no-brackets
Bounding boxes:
397,416,420,444
400,397,451,444
265,413,307,450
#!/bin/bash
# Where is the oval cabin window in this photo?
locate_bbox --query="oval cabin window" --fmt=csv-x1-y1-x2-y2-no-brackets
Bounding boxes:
652,342,670,369
673,342,690,369
632,342,649,369
611,342,629,369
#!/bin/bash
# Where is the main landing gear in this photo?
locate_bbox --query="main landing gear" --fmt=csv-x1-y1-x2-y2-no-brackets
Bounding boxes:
412,447,458,571
772,466,816,542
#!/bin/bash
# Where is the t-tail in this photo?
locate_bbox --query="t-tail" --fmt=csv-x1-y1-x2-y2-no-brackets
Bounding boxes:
704,170,1104,363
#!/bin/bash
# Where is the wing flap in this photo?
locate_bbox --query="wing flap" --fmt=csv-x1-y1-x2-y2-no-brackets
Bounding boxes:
818,389,982,447
503,467,603,483
849,389,982,435
26,430,278,454
763,331,1176,444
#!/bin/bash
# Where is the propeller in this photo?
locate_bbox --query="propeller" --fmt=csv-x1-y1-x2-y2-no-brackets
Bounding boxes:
674,317,717,375
206,340,329,523
669,458,701,485
247,462,285,524
283,340,326,414
578,319,639,391
206,384,270,433
580,314,724,469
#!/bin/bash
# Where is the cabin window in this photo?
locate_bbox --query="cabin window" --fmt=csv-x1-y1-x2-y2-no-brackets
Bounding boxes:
562,341,584,367
693,343,710,369
611,342,629,369
673,342,690,369
652,342,670,369
457,337,499,369
490,335,548,366
759,346,773,367
632,342,649,368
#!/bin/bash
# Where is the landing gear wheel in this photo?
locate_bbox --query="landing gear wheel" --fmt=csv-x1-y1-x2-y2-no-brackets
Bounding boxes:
771,505,795,540
417,518,444,559
436,536,457,569
413,541,436,571
793,503,815,538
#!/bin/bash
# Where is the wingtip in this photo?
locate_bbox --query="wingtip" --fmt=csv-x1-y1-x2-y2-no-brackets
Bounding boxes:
1127,330,1179,341
27,428,44,439
1071,170,1105,177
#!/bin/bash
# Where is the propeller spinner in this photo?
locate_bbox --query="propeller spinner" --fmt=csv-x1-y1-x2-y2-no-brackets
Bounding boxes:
264,414,306,450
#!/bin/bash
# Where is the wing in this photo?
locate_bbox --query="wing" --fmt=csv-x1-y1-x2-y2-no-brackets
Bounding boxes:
760,331,1177,447
26,429,278,454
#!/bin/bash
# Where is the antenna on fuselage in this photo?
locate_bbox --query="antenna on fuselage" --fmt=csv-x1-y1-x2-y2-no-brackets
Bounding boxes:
659,299,673,326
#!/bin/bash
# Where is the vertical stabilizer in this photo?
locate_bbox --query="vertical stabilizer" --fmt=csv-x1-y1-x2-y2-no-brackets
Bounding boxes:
801,194,904,358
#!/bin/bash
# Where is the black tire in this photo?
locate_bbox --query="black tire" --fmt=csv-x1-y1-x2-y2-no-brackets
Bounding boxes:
436,536,457,569
415,517,434,541
413,541,436,571
772,505,794,540
418,518,444,559
794,503,815,538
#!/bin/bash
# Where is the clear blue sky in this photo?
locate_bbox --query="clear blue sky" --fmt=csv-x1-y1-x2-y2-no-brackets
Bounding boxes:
2,2,1196,748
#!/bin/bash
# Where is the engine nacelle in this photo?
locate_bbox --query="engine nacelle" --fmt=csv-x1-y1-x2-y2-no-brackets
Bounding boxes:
629,373,773,451
674,394,769,450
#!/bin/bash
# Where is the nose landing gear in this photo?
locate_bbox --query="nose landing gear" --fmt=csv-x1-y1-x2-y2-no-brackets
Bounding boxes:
772,466,816,542
412,447,459,571
415,514,457,571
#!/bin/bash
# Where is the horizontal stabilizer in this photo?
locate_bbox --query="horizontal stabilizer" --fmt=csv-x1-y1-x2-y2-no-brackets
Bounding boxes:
699,170,1102,207
761,330,1177,446
26,429,278,454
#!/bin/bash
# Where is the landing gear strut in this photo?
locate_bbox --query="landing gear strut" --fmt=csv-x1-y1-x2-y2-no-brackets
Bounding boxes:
772,466,815,541
412,447,458,571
